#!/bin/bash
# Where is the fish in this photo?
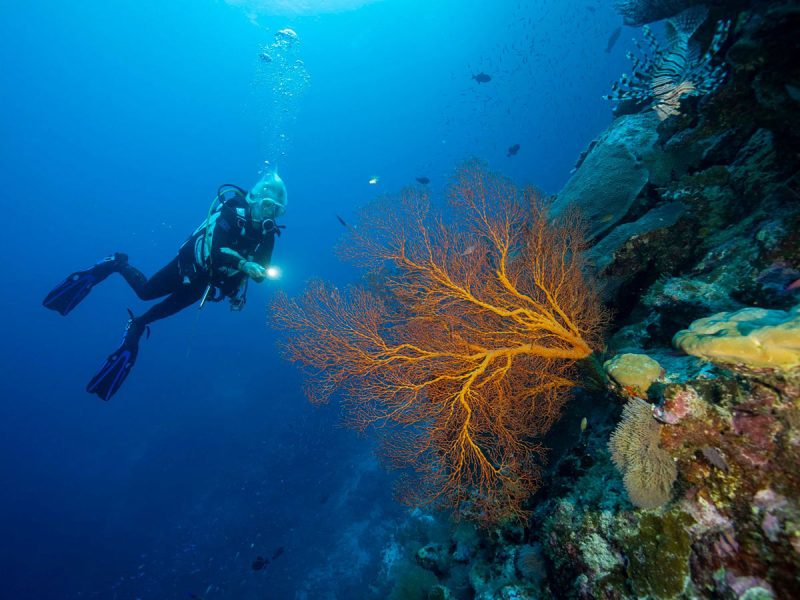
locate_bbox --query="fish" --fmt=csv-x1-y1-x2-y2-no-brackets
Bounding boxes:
701,446,729,471
336,214,348,228
368,176,379,185
605,26,622,53
786,278,800,291
507,143,520,157
272,547,285,560
416,176,430,185
251,556,269,571
259,52,272,63
472,72,492,83
580,417,588,432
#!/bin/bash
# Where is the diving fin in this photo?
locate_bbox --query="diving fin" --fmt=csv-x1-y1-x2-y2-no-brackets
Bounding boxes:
43,253,128,316
86,310,149,401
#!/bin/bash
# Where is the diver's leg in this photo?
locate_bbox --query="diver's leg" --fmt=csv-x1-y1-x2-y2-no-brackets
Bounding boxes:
136,283,207,326
117,257,184,301
86,283,206,401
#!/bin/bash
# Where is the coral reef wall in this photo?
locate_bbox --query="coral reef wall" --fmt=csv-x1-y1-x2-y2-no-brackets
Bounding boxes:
378,1,799,599
533,0,800,598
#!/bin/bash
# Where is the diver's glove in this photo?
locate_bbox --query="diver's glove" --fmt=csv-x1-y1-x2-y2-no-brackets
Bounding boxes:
239,260,267,282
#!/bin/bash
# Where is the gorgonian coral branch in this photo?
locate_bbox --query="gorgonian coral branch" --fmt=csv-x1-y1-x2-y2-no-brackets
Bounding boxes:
272,161,606,522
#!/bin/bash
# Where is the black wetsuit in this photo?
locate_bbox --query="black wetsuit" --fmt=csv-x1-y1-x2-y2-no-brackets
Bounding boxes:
116,193,277,327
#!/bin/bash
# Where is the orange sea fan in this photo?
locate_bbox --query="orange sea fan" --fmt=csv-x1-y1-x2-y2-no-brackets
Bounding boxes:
272,161,606,522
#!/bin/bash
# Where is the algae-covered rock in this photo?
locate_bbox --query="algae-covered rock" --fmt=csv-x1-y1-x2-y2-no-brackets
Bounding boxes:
552,112,670,241
468,549,517,600
495,583,538,600
604,353,664,394
586,201,689,273
388,562,439,600
673,304,800,371
451,522,479,562
623,511,695,599
415,543,449,575
578,532,619,575
427,584,453,600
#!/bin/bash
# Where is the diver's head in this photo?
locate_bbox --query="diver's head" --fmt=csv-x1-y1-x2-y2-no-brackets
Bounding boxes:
247,169,287,223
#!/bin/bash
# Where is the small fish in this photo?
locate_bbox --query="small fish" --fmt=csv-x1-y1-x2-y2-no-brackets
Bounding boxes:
336,214,348,228
319,493,330,504
605,26,622,53
580,417,588,432
459,244,476,257
368,176,379,185
786,278,800,291
259,52,272,63
416,176,430,185
272,547,285,560
251,556,269,571
701,446,729,472
507,143,520,157
472,72,491,84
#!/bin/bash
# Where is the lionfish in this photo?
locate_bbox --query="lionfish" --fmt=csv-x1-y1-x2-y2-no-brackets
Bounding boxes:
606,5,730,121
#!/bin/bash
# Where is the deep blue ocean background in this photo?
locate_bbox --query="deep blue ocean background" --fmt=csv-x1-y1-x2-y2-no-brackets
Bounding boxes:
1,1,628,597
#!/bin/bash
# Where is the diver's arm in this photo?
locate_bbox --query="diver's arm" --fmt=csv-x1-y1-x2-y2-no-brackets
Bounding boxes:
215,246,266,282
253,235,275,269
208,217,243,271
208,215,273,282
238,236,275,284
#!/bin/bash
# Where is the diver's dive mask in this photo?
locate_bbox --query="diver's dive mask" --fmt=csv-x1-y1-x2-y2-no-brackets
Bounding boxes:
246,169,287,235
247,171,286,218
247,200,283,236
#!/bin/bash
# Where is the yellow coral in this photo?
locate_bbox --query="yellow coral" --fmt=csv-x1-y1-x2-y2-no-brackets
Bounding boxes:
673,304,800,371
604,353,664,394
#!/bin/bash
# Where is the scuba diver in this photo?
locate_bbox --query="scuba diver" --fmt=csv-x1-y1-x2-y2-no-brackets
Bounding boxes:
43,170,287,401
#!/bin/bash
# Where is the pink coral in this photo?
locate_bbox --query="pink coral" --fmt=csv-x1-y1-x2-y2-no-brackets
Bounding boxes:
754,488,789,543
654,387,698,425
724,573,774,598
733,413,779,467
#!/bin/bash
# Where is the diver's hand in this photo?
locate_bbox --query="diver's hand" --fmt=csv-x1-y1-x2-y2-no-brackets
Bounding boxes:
241,261,267,282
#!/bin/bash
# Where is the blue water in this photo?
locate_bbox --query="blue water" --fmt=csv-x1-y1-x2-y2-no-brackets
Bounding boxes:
0,1,627,597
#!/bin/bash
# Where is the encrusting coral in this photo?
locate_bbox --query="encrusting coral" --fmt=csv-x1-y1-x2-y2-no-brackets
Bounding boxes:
273,161,606,523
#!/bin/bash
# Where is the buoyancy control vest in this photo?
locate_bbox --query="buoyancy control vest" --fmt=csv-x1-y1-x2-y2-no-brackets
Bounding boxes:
177,184,282,305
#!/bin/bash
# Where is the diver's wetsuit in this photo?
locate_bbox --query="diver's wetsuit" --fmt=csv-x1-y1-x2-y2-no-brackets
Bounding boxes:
116,192,277,327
